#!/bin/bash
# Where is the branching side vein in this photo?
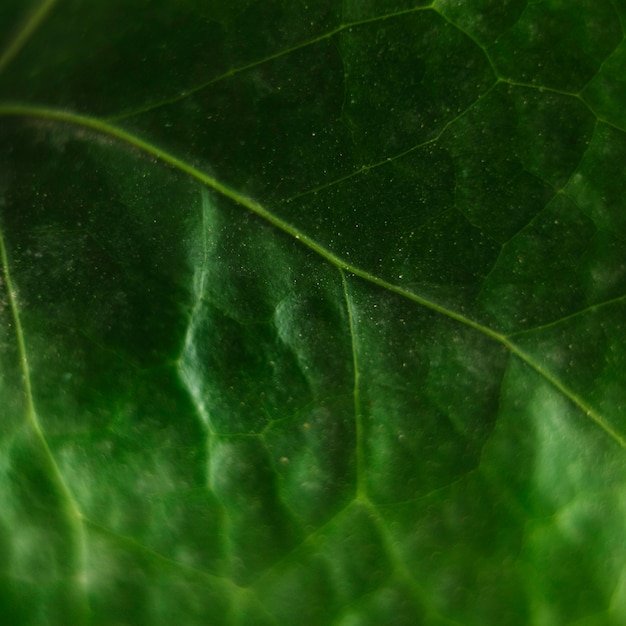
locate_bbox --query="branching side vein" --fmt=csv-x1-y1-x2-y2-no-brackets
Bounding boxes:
1,104,623,450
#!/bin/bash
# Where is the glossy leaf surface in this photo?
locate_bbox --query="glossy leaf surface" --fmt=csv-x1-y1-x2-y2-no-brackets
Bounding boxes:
1,1,626,624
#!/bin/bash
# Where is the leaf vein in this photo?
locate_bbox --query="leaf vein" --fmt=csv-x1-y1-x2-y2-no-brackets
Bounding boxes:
106,5,434,122
1,104,622,449
0,0,58,75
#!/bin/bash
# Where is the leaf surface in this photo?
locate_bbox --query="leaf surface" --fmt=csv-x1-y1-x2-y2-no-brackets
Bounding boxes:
1,1,626,624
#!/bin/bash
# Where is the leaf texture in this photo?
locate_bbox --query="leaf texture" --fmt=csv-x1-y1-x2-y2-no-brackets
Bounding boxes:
1,1,626,624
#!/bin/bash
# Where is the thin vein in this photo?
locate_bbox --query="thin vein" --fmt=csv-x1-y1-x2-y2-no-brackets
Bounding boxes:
0,219,89,620
107,5,433,122
501,78,626,133
362,499,463,623
0,224,91,501
0,222,38,426
250,502,356,588
507,293,626,339
0,0,58,75
83,515,238,588
340,269,365,500
287,80,499,203
433,0,500,79
500,78,581,100
1,104,623,449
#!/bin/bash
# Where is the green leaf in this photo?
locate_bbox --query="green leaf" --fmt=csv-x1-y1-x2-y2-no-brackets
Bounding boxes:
1,1,625,624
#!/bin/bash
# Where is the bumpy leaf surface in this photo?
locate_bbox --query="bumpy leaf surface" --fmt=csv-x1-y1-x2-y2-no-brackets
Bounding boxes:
1,1,626,624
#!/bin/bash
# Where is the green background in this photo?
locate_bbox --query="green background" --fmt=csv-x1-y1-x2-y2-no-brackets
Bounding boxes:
1,1,626,624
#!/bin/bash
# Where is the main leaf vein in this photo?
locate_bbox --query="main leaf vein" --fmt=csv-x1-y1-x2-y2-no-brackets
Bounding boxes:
1,103,623,450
